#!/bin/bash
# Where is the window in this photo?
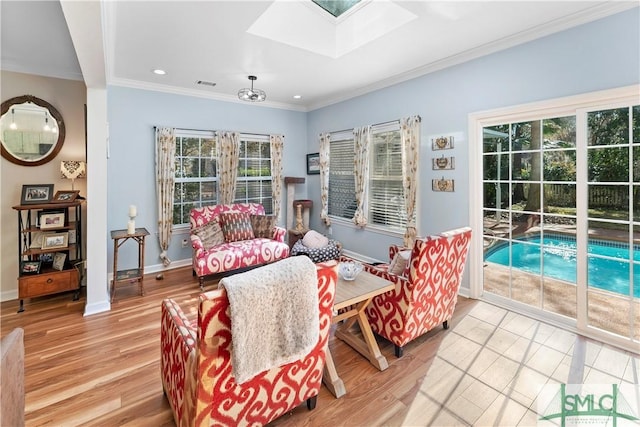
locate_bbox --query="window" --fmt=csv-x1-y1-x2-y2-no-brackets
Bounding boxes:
173,130,217,225
328,122,410,231
234,135,274,214
172,131,274,226
328,131,356,219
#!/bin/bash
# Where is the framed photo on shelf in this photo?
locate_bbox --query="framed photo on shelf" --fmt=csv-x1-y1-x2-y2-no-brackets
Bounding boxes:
21,184,54,205
52,190,80,203
52,252,67,271
307,153,320,175
42,232,69,250
40,253,53,265
39,211,66,230
21,260,42,275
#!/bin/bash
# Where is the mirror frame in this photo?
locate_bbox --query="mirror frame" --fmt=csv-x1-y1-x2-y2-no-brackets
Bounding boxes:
0,95,66,166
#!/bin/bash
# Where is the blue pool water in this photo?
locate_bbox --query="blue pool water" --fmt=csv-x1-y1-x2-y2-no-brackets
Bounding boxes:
485,235,640,298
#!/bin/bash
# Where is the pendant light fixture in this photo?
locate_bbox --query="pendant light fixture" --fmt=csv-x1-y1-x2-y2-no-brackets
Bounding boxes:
238,75,266,102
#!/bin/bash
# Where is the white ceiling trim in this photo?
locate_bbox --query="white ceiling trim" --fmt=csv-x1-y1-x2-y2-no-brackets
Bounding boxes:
304,1,640,111
108,76,308,112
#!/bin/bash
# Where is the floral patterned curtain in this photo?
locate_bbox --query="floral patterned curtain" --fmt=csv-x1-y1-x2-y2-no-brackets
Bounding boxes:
319,133,331,226
216,131,240,205
352,126,371,227
155,127,176,267
400,116,421,247
269,134,284,221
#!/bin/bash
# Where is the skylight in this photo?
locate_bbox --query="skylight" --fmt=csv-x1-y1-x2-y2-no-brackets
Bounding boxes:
312,0,361,18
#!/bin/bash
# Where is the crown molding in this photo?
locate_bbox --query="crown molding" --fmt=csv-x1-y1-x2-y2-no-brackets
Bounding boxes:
306,2,639,111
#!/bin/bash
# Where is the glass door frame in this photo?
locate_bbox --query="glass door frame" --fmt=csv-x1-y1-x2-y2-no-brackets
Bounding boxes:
468,84,639,352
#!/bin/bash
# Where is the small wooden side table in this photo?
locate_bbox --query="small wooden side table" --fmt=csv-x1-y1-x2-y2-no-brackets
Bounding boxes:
110,227,149,302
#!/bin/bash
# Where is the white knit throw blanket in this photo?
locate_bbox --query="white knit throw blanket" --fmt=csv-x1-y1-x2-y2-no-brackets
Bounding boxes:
219,256,319,384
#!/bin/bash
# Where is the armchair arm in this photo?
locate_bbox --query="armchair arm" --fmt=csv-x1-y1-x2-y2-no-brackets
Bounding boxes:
190,234,205,259
272,226,286,243
389,245,410,263
160,299,197,425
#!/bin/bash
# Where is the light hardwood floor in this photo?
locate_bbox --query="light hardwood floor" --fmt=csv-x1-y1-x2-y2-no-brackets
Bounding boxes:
2,266,637,426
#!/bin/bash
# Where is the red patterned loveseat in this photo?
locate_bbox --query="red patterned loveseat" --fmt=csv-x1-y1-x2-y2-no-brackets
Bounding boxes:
160,260,338,427
363,227,472,357
190,203,289,289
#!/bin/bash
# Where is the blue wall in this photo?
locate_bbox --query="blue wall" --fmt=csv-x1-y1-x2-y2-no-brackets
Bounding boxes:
106,8,639,272
106,88,308,270
306,7,640,262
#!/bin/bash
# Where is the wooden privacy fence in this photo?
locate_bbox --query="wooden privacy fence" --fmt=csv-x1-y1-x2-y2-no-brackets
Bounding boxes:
544,184,633,209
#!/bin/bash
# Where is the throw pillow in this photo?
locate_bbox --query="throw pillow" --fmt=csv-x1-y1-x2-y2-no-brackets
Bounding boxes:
388,249,411,276
220,212,255,242
302,230,329,249
191,220,224,250
250,214,276,239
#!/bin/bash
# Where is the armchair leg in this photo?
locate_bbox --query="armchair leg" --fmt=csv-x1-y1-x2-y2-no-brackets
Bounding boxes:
199,276,205,291
443,320,449,330
394,345,404,358
306,395,317,410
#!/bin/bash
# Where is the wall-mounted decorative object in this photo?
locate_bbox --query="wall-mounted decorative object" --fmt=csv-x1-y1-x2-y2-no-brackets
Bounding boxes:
432,178,455,192
306,153,320,175
432,156,455,170
20,184,54,205
1,95,66,166
432,136,454,150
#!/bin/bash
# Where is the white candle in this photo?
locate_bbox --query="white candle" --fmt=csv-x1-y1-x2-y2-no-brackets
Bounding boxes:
127,220,135,234
129,205,137,218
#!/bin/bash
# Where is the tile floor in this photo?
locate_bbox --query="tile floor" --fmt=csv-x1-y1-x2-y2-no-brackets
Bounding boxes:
407,301,639,426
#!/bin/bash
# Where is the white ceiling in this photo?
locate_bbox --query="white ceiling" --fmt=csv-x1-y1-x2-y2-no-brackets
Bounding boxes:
1,1,636,111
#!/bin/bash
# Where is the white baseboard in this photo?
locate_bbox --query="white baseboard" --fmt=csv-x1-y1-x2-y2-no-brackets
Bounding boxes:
341,249,384,265
0,290,18,303
84,301,111,316
107,258,192,282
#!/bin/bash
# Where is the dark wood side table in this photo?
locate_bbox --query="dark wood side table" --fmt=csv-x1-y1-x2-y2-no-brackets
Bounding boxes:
110,227,149,302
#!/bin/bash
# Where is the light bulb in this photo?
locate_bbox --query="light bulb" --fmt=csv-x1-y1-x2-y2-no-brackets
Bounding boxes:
43,117,50,132
9,122,17,130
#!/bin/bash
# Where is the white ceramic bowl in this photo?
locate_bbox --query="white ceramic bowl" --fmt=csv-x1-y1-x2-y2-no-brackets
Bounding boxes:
339,261,363,281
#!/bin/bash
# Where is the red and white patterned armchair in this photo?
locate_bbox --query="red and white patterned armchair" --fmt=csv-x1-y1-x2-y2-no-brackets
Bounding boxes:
160,261,338,427
190,203,289,289
363,227,472,357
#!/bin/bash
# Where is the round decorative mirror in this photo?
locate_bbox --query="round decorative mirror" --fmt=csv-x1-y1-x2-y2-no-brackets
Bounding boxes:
0,95,66,166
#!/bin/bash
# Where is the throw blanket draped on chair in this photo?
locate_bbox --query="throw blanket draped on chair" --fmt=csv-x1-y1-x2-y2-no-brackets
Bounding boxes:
219,256,319,384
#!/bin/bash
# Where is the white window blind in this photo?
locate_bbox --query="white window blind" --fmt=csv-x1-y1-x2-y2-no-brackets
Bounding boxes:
328,134,356,219
326,121,413,231
233,134,274,214
369,126,406,229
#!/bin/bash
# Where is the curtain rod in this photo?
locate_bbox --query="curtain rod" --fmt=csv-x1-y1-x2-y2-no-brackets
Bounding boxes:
323,116,421,135
153,126,277,138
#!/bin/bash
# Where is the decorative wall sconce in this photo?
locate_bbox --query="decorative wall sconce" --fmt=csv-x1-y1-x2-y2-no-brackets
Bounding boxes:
432,155,455,170
432,136,454,150
432,177,455,192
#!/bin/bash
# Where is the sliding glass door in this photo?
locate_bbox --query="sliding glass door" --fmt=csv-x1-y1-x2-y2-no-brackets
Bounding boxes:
474,88,639,350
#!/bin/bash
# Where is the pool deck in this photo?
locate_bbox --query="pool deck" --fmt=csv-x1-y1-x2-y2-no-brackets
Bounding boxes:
483,216,639,343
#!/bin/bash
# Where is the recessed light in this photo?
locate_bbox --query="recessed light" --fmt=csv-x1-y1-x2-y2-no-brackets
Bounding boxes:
152,69,166,75
293,95,302,99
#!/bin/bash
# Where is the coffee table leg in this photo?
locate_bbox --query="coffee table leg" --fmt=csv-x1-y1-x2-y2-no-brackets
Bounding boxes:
322,347,346,398
335,299,389,371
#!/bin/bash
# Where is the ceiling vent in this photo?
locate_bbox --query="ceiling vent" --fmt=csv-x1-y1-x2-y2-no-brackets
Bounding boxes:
196,80,216,87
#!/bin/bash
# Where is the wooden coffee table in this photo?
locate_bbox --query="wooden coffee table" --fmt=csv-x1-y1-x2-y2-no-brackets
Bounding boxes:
323,270,395,398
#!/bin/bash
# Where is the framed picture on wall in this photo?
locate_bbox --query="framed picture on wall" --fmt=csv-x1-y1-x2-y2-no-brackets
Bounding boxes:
307,153,320,175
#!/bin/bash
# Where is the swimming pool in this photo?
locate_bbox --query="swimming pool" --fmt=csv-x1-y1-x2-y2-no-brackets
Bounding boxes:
484,234,640,298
